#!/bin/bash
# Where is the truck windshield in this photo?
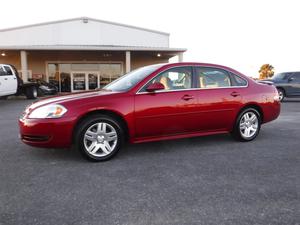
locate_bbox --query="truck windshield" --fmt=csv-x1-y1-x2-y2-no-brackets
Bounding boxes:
103,64,162,92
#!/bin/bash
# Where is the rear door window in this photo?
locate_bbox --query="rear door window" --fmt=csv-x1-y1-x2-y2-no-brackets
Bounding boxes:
195,67,231,88
230,72,248,86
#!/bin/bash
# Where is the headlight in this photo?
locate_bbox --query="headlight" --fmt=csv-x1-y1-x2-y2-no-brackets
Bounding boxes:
28,104,67,119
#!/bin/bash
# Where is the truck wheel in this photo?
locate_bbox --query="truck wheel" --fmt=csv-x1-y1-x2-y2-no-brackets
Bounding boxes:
25,86,38,99
0,96,8,100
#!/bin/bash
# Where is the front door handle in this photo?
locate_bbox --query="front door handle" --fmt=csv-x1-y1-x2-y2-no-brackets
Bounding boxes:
4,78,8,81
231,91,240,97
182,94,194,101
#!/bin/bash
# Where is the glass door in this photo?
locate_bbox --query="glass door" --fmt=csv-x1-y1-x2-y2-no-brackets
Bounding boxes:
71,72,86,92
87,72,100,90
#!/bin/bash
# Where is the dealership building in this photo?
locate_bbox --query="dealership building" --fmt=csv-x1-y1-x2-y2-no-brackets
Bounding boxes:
0,17,186,92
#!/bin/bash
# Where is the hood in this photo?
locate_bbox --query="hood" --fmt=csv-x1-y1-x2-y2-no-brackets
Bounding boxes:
27,90,117,110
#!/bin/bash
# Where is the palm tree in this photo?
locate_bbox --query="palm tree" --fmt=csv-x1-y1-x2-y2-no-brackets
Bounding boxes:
259,64,274,80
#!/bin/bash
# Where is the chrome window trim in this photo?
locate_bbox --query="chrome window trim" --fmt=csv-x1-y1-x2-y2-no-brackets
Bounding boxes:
136,65,249,95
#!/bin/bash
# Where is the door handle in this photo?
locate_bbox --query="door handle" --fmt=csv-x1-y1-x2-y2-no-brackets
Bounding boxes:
4,78,8,80
230,91,240,97
182,94,194,101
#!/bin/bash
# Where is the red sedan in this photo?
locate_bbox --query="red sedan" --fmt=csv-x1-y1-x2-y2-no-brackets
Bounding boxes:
19,63,280,161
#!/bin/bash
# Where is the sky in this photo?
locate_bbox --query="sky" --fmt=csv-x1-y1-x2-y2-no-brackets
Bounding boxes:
0,0,300,77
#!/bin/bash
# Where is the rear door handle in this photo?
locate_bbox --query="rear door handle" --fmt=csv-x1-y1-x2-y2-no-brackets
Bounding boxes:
230,91,240,97
4,78,8,80
182,94,194,101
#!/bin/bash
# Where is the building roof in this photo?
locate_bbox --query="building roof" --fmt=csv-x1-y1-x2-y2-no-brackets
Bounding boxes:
0,17,183,50
0,17,170,36
0,45,186,53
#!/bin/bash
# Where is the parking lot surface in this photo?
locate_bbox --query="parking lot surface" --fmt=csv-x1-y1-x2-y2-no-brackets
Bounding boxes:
0,99,299,225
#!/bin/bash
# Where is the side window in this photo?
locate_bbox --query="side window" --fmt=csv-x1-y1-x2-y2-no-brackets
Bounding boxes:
3,66,13,75
142,66,192,91
195,67,231,88
230,72,248,87
0,66,6,76
290,73,300,82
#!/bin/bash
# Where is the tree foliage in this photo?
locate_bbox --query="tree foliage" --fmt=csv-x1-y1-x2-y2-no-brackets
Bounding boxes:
259,64,274,80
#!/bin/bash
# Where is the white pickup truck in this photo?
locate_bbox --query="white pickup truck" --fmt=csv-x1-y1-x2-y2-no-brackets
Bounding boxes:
0,64,38,99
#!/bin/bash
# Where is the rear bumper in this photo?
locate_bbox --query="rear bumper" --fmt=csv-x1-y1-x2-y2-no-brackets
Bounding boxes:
262,101,281,123
19,117,75,148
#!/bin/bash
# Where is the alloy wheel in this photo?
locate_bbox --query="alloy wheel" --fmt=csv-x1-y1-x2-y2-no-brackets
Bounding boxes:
83,122,118,157
239,112,259,139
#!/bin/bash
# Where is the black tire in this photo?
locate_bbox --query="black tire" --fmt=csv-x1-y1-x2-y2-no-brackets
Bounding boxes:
74,114,124,162
232,108,261,142
25,86,38,99
0,96,8,100
37,88,45,97
277,88,285,102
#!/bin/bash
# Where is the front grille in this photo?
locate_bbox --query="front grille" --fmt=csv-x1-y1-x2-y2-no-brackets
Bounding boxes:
22,135,49,142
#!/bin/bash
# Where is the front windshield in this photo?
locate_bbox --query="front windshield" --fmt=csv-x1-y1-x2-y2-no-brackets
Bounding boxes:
103,64,162,92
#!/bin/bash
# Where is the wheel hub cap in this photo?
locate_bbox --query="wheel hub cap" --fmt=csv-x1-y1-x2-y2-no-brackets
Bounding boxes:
239,112,258,138
97,135,105,143
83,122,118,157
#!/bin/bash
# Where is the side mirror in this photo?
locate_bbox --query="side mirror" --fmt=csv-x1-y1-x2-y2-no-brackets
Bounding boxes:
146,82,165,92
288,77,294,82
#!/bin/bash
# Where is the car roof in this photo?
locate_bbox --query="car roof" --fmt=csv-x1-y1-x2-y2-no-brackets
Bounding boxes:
156,62,246,76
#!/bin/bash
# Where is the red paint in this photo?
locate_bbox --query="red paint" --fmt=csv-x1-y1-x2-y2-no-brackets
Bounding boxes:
19,62,280,148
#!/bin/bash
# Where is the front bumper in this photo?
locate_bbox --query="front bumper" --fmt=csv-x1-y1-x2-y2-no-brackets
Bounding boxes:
19,117,75,148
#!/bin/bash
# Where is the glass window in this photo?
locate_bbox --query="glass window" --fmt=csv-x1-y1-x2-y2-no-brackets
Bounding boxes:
3,66,13,75
48,64,59,90
144,66,192,91
230,72,248,86
71,64,99,71
195,67,231,88
273,73,291,80
104,64,161,92
290,73,300,82
0,66,6,76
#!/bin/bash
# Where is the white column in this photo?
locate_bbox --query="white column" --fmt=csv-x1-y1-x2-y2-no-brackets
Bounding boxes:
125,51,131,73
20,50,28,82
178,52,184,62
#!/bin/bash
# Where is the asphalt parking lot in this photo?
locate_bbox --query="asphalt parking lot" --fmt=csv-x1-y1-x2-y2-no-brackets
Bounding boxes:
0,99,299,225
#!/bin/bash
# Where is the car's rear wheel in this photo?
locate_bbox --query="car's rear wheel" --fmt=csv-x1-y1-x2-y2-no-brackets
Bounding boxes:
232,108,261,142
277,88,285,102
74,115,124,161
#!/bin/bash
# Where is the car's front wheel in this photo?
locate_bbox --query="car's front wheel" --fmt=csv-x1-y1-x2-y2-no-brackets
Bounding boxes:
75,115,124,161
232,108,261,142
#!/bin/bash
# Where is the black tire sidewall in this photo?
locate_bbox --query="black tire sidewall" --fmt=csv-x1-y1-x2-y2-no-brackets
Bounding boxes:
25,86,38,99
277,88,285,102
75,115,123,161
234,108,261,142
